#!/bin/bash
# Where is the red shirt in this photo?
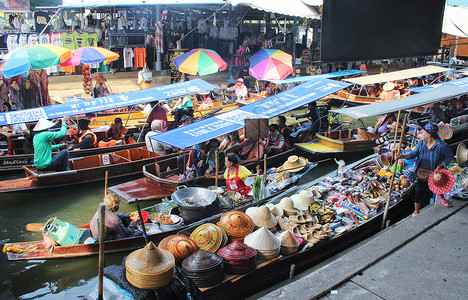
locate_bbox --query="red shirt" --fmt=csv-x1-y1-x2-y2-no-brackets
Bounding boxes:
148,106,168,132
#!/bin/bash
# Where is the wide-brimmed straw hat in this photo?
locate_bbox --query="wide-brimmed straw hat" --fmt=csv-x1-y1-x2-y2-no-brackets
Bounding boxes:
33,119,56,131
456,143,468,167
382,82,395,91
428,169,456,195
290,190,314,210
250,206,277,229
282,155,307,173
93,74,107,83
276,197,297,215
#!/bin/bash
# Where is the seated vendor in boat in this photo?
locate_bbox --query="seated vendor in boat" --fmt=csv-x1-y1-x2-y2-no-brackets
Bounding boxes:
146,101,169,133
290,101,321,140
197,91,215,110
207,153,256,196
424,102,446,123
90,194,143,241
227,78,248,102
380,82,400,101
220,131,241,151
68,119,98,150
33,117,69,171
106,117,135,144
196,138,225,177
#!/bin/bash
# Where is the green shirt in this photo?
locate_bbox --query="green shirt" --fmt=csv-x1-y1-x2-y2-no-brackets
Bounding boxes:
33,124,67,169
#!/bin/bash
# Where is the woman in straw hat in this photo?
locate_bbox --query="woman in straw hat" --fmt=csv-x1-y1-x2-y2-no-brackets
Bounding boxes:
400,122,454,216
33,116,70,171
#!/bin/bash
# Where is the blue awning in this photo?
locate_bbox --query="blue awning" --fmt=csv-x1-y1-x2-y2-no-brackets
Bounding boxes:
152,78,351,149
408,77,468,93
0,79,217,126
270,70,365,84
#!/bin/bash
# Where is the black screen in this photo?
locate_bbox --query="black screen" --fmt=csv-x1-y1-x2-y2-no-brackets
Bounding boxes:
321,0,445,61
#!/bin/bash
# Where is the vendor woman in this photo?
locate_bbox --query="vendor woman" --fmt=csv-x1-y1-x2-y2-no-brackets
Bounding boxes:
206,153,256,196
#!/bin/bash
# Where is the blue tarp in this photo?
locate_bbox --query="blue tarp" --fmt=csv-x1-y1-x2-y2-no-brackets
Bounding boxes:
270,70,365,84
152,78,351,149
408,77,468,93
0,79,217,126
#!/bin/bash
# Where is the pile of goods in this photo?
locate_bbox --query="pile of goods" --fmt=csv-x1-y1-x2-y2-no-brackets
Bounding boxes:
82,64,92,95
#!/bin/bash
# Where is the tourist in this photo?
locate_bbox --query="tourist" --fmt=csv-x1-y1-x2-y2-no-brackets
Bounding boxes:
93,74,110,98
196,138,224,177
276,115,292,149
107,117,134,144
425,102,445,123
146,101,169,132
265,124,285,156
33,117,69,171
145,120,173,155
380,82,400,101
69,119,97,150
90,194,142,241
220,131,241,151
290,102,321,140
400,122,454,216
227,78,248,102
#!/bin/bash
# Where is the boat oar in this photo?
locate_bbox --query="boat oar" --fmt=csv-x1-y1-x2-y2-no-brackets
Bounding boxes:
263,154,267,184
104,171,109,197
135,198,149,244
98,202,106,300
25,223,45,232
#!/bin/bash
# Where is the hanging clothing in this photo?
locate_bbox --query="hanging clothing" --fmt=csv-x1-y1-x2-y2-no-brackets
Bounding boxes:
62,32,75,50
6,34,19,52
37,69,51,106
123,47,134,68
8,84,22,110
155,22,164,53
110,48,124,69
133,47,146,68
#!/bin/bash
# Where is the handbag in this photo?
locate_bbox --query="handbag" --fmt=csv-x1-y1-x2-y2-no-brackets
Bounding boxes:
416,168,432,181
140,65,152,82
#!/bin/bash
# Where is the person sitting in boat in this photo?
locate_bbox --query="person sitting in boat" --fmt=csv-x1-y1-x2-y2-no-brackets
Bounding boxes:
145,120,173,155
380,82,400,101
276,115,292,149
33,117,69,171
290,101,321,140
106,117,135,144
197,91,215,110
146,101,169,133
227,78,248,103
368,84,382,97
220,131,241,151
264,124,285,156
171,97,194,126
196,138,225,177
90,194,143,241
228,137,265,163
69,119,98,150
373,113,396,135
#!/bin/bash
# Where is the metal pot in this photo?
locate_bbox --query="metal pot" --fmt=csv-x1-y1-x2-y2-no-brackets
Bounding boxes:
171,186,221,224
208,186,225,197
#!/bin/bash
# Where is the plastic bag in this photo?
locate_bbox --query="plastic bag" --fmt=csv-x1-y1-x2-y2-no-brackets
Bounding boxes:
138,65,152,84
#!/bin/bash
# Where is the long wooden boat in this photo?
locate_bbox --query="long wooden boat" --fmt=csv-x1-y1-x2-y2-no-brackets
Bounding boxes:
331,90,381,105
295,128,380,155
0,147,179,194
175,154,414,300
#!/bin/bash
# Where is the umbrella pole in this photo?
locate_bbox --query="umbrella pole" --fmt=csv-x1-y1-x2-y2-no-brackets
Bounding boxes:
381,111,407,230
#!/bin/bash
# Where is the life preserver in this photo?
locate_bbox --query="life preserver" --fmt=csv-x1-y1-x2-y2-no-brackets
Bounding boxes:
78,129,98,147
226,165,251,195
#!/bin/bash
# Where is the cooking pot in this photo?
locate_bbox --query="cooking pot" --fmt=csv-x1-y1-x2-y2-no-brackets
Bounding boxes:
171,186,221,224
208,186,225,197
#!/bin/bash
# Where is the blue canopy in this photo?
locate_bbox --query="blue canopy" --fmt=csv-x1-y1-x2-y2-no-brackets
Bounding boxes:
408,77,468,93
152,78,351,149
0,79,217,126
270,70,365,84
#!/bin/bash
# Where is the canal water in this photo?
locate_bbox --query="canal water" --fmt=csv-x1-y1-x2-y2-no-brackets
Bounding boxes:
0,152,371,299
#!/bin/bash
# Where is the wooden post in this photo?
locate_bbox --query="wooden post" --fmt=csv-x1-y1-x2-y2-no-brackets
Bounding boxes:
135,199,149,244
381,112,407,230
215,151,219,187
98,202,106,300
263,154,267,183
104,171,108,198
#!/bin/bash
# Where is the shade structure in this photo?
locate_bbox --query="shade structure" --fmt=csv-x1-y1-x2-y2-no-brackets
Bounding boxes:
173,48,227,76
249,49,293,81
60,46,119,66
2,44,71,78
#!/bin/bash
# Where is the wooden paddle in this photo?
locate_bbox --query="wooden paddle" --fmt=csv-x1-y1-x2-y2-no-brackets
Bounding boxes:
25,223,45,232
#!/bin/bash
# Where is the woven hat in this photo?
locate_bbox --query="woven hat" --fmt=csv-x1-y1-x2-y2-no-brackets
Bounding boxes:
190,223,225,253
265,203,284,217
244,227,281,251
93,73,107,83
382,82,395,91
282,155,307,173
250,206,277,229
456,143,468,167
125,241,175,289
418,121,439,139
219,211,254,240
290,190,314,211
33,119,56,131
455,173,468,189
276,197,297,215
438,124,453,140
428,169,456,195
158,235,199,266
276,230,299,256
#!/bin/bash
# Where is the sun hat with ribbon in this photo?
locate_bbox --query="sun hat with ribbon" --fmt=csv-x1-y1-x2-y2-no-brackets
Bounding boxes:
33,119,56,131
428,169,456,195
282,155,307,173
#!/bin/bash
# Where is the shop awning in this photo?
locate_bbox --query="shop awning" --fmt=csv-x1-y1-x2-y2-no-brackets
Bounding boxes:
0,79,216,126
270,70,365,84
443,5,468,37
343,66,452,86
331,85,468,120
228,0,320,19
409,77,468,93
60,0,226,8
151,78,350,149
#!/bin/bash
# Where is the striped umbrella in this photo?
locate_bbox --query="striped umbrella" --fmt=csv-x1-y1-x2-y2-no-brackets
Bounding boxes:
249,49,293,80
173,48,227,76
60,46,119,66
2,44,71,78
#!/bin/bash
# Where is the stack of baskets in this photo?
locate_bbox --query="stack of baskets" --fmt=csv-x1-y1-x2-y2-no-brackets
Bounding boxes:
217,241,257,274
182,250,224,288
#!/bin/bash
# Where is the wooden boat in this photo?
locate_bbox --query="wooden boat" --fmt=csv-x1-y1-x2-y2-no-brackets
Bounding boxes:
0,147,178,194
295,128,380,155
333,90,381,105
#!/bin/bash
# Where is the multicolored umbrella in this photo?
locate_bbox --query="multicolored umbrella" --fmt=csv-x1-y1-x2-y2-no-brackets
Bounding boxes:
2,44,71,78
60,46,119,67
249,49,293,80
173,48,227,76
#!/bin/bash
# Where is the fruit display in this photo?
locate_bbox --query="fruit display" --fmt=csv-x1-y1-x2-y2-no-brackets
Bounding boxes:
82,64,92,94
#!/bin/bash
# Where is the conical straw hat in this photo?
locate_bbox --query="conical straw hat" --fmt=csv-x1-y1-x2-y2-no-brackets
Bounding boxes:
251,206,277,229
276,230,300,255
291,190,314,210
265,203,283,217
190,223,225,253
245,207,259,219
219,211,254,238
276,197,297,214
33,118,56,131
158,235,199,266
125,241,175,289
244,227,281,251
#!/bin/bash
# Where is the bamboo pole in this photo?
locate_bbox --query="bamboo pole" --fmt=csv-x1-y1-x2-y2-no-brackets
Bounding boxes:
263,154,267,183
135,199,149,244
215,151,219,187
391,110,402,159
98,202,106,300
381,112,408,230
104,171,108,197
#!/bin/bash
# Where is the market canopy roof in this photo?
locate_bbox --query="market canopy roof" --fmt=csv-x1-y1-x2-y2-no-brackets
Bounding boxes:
331,85,468,120
60,0,226,7
151,78,350,149
409,77,468,93
228,0,320,19
343,66,452,86
0,79,216,126
270,70,365,84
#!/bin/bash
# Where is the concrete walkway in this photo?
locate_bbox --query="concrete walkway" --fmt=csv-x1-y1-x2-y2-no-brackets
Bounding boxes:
255,199,468,300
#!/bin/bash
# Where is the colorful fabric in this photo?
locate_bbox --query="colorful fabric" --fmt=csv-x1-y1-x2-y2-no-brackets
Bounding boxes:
173,48,227,76
155,22,164,53
249,49,293,80
428,169,456,195
61,46,119,66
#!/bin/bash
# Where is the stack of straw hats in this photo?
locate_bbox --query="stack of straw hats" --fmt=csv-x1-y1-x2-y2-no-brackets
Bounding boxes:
217,241,257,274
182,250,224,288
245,206,278,233
244,227,281,260
190,223,227,253
275,197,298,216
158,235,199,266
265,203,283,217
290,190,315,211
276,230,300,256
282,155,308,173
125,242,175,289
218,211,254,242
